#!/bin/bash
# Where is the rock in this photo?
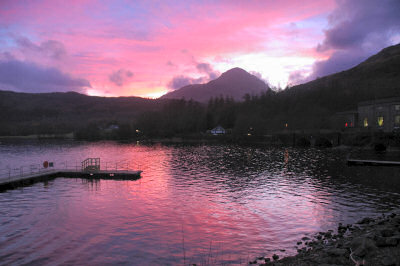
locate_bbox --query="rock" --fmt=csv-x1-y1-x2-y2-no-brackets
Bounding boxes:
350,237,377,257
264,257,270,262
382,256,396,266
272,254,279,260
297,241,302,245
357,217,373,224
327,248,347,256
380,229,395,237
375,236,398,247
302,236,311,241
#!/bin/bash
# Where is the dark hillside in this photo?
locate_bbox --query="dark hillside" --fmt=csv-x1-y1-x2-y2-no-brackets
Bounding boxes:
0,90,165,136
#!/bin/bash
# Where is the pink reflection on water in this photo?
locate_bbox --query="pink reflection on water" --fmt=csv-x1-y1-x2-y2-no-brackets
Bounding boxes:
1,142,397,265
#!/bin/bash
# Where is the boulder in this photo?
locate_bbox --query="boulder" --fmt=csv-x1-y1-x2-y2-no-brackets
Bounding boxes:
327,248,347,256
351,237,377,257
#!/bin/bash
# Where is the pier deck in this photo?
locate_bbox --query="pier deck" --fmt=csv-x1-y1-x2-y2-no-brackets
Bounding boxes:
0,169,142,191
347,158,400,166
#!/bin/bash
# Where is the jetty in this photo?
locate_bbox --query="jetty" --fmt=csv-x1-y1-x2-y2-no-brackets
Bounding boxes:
0,158,142,191
347,158,400,166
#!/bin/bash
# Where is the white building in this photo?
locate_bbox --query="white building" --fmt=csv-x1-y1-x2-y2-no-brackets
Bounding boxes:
210,126,226,135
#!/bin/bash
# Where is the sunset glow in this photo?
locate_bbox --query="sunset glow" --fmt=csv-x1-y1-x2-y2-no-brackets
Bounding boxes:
0,0,399,97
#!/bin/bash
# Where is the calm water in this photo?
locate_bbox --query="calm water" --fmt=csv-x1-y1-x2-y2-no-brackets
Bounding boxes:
0,141,400,265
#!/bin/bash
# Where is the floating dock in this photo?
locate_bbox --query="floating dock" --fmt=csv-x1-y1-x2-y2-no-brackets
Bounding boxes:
347,158,400,166
0,169,142,191
0,158,142,191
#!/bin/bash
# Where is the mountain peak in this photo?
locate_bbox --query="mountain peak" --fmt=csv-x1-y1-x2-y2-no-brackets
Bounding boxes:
160,68,268,102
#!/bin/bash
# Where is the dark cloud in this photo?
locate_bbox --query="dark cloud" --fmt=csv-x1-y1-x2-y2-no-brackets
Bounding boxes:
317,0,400,52
298,0,400,82
15,36,67,60
167,75,207,90
109,69,134,86
288,70,310,86
311,50,367,78
166,60,175,67
196,62,220,80
196,63,213,73
0,52,15,61
250,71,271,87
0,59,91,93
167,62,221,90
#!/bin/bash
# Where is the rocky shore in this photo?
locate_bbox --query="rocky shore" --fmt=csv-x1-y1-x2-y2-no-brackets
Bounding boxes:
251,213,400,266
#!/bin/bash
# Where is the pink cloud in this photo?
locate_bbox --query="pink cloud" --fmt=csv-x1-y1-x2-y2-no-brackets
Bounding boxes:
0,0,336,96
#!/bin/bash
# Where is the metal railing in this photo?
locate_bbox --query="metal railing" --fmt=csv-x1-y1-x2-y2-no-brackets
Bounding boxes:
0,164,55,181
0,159,142,182
81,158,100,171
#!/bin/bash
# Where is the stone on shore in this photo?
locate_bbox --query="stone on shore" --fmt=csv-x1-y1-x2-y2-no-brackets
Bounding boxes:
254,213,400,266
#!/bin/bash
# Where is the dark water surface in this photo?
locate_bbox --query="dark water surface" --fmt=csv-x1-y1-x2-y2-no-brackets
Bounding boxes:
0,141,399,265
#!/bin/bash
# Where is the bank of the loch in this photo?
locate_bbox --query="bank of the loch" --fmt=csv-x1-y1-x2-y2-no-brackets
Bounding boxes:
252,213,400,266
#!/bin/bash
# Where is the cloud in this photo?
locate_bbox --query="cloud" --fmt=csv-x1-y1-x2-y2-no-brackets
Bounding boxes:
166,60,175,67
167,75,207,90
311,50,367,78
196,62,220,79
109,69,134,86
15,36,67,60
250,71,271,87
303,0,400,80
317,0,400,52
288,70,311,86
0,59,91,93
167,62,221,90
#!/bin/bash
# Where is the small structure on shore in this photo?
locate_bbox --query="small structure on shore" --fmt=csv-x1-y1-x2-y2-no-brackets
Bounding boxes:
335,97,400,132
358,97,400,132
210,125,226,135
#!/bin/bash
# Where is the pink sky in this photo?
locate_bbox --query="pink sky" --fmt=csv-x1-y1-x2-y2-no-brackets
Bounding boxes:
0,0,399,97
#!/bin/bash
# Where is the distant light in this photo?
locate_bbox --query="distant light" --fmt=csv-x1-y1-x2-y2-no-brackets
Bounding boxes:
364,118,368,127
136,129,140,133
378,116,384,127
345,123,348,127
285,123,288,128
247,133,252,136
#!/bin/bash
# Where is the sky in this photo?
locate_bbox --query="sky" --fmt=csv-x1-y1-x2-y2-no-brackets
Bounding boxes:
0,0,399,98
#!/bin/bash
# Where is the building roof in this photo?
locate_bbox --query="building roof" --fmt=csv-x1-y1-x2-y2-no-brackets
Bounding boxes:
211,125,225,131
358,97,400,106
335,110,358,115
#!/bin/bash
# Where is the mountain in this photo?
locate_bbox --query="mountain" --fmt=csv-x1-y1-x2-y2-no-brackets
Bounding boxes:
0,90,166,136
251,43,400,130
160,67,269,102
284,43,400,112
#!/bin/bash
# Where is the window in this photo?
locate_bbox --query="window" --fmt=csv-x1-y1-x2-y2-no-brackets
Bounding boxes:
363,118,368,127
395,105,400,111
395,115,400,126
377,116,384,127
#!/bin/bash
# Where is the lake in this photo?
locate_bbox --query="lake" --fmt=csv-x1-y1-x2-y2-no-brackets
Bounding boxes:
0,140,399,265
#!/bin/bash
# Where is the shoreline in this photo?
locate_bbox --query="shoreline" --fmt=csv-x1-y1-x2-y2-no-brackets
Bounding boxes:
251,213,400,266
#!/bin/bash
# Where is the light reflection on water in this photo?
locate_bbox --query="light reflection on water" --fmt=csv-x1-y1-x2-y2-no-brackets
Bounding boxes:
0,140,400,265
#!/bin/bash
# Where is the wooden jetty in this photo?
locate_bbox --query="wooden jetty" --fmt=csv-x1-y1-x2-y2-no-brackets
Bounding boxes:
347,158,400,166
0,158,142,191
